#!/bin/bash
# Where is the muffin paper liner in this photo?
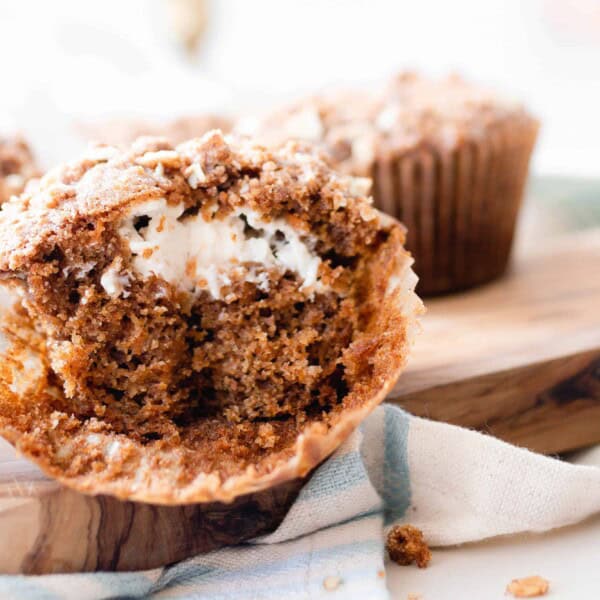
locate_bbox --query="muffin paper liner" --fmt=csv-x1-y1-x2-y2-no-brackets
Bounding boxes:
372,121,539,295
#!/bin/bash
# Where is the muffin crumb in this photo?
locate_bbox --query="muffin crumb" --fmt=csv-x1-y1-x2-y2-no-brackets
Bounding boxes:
386,525,431,568
506,575,549,597
323,575,342,591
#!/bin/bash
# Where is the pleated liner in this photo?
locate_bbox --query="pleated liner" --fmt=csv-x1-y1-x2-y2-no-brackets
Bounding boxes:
371,119,539,295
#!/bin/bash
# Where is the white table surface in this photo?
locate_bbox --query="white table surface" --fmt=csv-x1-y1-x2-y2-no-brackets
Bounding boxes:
387,513,600,599
387,445,600,598
384,194,600,599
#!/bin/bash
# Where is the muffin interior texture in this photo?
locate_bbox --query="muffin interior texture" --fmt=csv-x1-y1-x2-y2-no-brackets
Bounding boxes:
0,131,418,501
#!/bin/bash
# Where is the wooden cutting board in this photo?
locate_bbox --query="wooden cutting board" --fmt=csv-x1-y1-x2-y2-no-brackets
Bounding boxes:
0,446,304,574
390,227,600,455
1,227,598,575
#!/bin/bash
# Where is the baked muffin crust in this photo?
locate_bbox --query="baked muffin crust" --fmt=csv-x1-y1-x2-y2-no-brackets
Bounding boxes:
240,72,536,176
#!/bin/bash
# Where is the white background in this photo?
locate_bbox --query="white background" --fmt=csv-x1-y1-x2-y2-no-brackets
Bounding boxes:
0,0,599,176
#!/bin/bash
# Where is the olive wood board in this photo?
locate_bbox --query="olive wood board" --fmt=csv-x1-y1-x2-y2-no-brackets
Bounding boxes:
391,227,600,455
0,227,598,575
0,448,304,575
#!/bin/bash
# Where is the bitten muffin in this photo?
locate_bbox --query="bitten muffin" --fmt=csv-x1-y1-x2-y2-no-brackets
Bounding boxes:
0,134,39,205
241,73,539,295
0,131,422,504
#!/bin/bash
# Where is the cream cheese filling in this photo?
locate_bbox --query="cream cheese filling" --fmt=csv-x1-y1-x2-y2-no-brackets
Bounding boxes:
104,199,325,299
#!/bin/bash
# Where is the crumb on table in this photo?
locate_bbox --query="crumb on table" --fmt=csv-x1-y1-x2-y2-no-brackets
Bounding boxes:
323,575,342,591
386,524,431,568
506,575,550,597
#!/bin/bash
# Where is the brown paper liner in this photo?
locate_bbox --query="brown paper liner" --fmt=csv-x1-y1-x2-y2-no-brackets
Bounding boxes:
372,119,539,295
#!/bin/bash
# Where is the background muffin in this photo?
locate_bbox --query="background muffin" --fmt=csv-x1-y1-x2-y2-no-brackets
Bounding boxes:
0,134,39,205
78,113,232,147
242,73,539,295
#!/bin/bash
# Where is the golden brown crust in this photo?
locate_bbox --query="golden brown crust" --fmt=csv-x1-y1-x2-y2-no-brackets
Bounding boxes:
239,72,538,176
0,132,381,272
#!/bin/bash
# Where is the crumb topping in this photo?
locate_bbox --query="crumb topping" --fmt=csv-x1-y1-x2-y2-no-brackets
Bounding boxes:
0,131,382,272
239,72,537,175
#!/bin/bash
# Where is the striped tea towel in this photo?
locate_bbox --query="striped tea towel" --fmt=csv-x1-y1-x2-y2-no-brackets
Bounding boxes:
1,404,600,600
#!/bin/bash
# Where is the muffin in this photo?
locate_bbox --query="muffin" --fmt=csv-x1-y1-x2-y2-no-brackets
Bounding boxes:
0,134,39,205
0,131,422,504
242,73,539,295
78,113,232,146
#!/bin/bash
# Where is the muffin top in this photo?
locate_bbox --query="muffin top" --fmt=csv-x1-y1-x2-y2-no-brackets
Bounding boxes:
236,91,377,175
374,72,535,148
0,131,381,274
238,72,538,173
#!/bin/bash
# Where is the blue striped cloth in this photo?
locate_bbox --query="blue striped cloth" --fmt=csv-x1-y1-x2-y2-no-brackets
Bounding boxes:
2,405,600,600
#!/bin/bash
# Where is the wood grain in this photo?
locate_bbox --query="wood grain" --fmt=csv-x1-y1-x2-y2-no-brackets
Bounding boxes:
390,228,600,454
0,438,303,574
